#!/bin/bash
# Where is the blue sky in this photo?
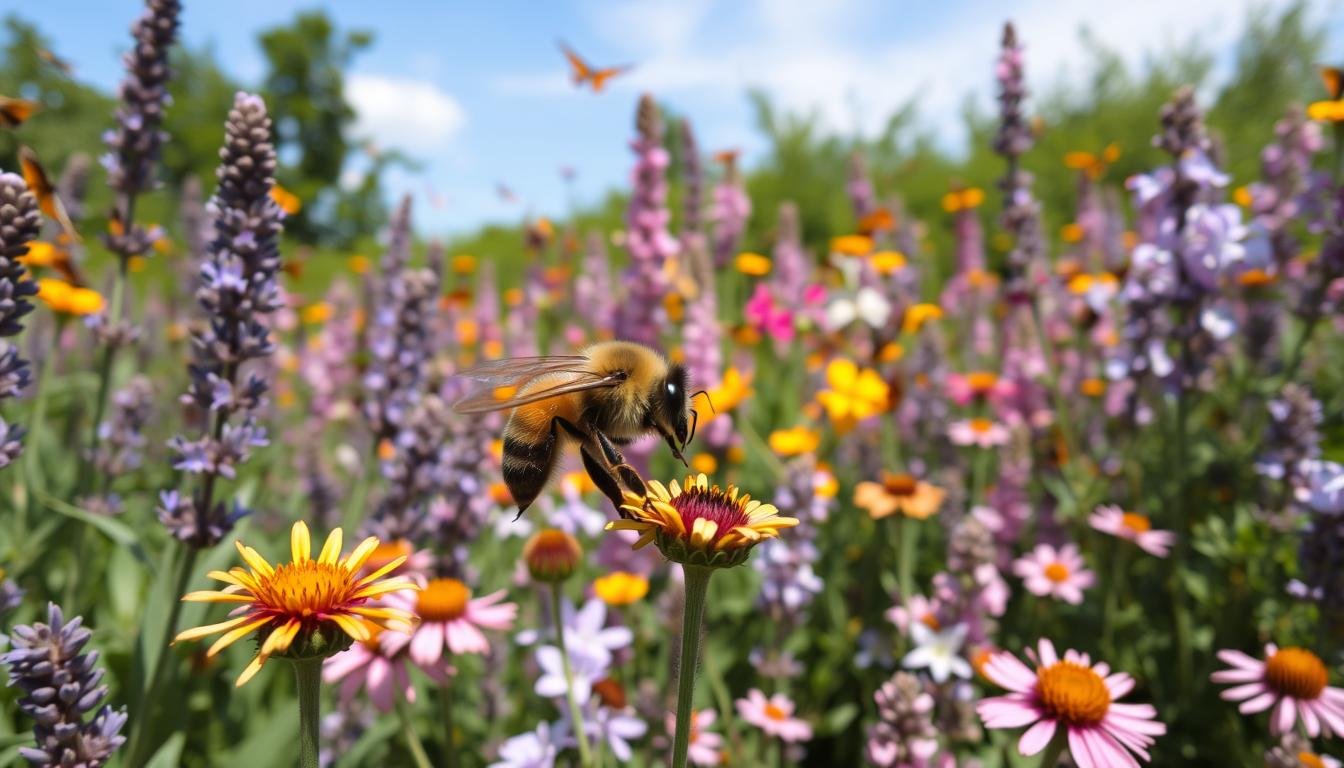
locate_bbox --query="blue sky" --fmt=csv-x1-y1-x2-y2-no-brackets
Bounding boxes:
12,0,1343,237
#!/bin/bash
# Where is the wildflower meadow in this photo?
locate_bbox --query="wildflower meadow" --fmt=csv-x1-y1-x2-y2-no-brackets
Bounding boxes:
4,1,1344,766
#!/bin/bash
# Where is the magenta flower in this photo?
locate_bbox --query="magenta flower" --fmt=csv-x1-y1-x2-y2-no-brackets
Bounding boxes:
1012,544,1094,604
665,709,723,766
977,639,1166,767
1212,644,1344,737
383,578,517,666
947,418,1010,448
736,689,812,743
744,283,795,343
1089,506,1176,558
322,630,449,712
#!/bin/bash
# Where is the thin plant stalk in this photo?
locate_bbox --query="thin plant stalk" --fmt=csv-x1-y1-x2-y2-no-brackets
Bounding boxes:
438,676,460,768
292,657,323,768
124,546,198,767
671,565,713,768
550,584,593,768
83,258,129,489
394,696,434,768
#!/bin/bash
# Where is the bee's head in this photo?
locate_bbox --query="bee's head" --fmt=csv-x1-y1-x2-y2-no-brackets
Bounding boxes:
656,363,692,462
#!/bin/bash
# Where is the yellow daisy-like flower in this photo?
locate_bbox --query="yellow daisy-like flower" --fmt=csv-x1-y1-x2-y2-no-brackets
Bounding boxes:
301,302,333,325
453,253,478,275
19,240,60,268
37,279,104,317
695,366,753,425
831,234,874,257
1307,100,1344,123
816,359,889,433
173,521,419,686
768,425,821,456
870,250,907,275
609,474,799,568
593,571,650,606
901,303,943,334
735,252,772,276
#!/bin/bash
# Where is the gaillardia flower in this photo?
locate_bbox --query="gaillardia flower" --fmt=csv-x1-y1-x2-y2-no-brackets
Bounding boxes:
610,474,799,568
174,521,419,686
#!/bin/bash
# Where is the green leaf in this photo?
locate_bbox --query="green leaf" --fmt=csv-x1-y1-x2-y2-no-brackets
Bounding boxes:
822,702,858,734
33,491,150,566
144,732,185,768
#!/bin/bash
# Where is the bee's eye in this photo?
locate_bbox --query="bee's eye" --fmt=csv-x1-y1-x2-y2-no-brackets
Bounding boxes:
666,382,677,396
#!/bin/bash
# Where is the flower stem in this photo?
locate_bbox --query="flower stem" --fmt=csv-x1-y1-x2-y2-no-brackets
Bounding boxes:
551,584,592,768
438,677,460,768
897,516,917,607
292,657,323,768
671,565,713,768
124,545,198,768
394,695,434,768
1038,730,1067,766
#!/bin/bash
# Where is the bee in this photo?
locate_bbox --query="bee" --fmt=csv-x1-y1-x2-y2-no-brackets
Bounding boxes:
452,341,701,518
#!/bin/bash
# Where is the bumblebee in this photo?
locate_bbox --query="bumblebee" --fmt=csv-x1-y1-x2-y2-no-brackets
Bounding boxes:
453,341,699,517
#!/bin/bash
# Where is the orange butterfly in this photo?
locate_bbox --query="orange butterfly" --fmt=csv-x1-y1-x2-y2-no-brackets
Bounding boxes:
19,146,79,242
858,207,896,235
559,41,632,93
1322,66,1344,101
0,96,39,128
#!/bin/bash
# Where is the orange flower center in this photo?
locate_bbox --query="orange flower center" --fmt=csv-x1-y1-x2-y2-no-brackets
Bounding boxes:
1036,661,1110,726
966,371,998,393
1121,513,1152,533
764,702,788,721
970,418,994,433
883,473,918,497
593,677,627,709
416,578,472,622
254,561,356,617
1265,648,1328,700
919,613,941,631
1043,562,1071,583
1299,753,1326,768
365,539,413,574
1080,378,1106,397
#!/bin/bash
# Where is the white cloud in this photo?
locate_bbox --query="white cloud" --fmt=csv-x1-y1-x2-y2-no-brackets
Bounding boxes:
346,73,466,153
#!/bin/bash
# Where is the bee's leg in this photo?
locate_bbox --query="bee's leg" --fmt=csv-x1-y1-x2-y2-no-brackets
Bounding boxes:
579,446,627,514
590,428,648,500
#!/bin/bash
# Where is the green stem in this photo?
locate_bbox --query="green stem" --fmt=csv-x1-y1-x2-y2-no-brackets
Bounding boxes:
292,657,323,768
1038,729,1067,766
1278,313,1321,386
124,546,198,768
551,584,592,768
671,565,713,768
394,693,434,768
1100,542,1129,659
897,516,917,608
439,677,460,768
1170,388,1193,688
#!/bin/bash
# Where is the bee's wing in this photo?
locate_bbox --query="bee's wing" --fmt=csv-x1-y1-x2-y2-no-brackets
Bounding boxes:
451,355,622,414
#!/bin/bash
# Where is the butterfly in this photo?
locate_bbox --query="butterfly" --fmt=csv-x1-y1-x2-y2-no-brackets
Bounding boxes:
36,47,74,76
858,207,895,235
19,146,79,241
559,41,632,93
0,96,39,128
1322,66,1344,101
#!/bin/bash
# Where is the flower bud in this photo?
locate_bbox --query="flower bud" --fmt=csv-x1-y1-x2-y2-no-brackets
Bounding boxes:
523,529,583,583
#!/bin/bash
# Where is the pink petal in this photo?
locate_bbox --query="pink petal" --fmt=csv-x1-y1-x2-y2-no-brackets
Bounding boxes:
1017,719,1057,756
409,621,445,667
1272,697,1297,734
984,654,1038,692
367,658,397,713
446,619,489,655
1313,700,1344,736
1210,667,1263,684
1300,700,1322,738
1068,726,1099,768
978,697,1043,728
1085,727,1139,768
1239,691,1278,714
1220,682,1266,702
1104,672,1134,699
1216,649,1263,671
1038,639,1059,667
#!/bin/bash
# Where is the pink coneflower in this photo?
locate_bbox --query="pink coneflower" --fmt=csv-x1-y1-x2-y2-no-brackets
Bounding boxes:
322,626,449,712
665,709,723,766
383,578,517,666
736,689,812,743
977,639,1166,767
1211,644,1344,737
885,593,942,636
948,418,1010,448
1012,544,1094,604
1089,505,1176,558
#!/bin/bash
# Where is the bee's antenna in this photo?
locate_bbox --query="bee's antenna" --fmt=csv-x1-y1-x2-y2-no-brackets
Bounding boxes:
691,390,716,414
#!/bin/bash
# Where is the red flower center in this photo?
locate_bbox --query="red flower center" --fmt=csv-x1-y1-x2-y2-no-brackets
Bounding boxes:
1265,647,1328,700
1036,661,1110,726
671,487,751,543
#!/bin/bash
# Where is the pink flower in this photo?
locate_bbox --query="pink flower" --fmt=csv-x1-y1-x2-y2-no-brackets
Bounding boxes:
383,577,517,668
1012,544,1094,604
1211,644,1344,737
744,283,795,343
885,593,942,636
665,709,723,766
736,688,812,743
322,628,449,712
1089,505,1176,558
977,639,1166,768
945,371,1016,407
947,418,1010,448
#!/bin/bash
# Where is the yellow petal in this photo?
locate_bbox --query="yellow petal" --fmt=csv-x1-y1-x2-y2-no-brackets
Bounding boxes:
261,619,300,656
342,536,380,573
318,527,343,565
206,616,272,658
291,521,311,564
353,577,419,600
206,569,248,587
691,517,718,546
331,613,370,642
235,542,275,579
181,591,255,604
174,614,256,644
235,655,266,687
355,555,407,588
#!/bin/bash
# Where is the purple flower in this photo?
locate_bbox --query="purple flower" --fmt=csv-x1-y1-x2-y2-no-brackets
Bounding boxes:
489,722,565,768
615,94,678,346
2,604,127,768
